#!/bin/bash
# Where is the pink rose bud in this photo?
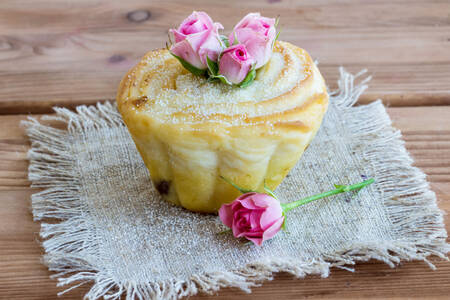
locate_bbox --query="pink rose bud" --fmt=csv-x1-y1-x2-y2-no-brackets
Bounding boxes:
229,13,276,69
169,11,224,69
219,192,285,246
218,44,255,84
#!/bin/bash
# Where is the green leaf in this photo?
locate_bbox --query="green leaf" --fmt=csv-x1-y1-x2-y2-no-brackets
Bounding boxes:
170,52,206,76
220,35,230,47
206,56,219,76
238,65,256,88
220,175,254,194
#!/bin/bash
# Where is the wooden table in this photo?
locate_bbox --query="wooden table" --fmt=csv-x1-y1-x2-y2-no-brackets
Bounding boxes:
1,1,449,299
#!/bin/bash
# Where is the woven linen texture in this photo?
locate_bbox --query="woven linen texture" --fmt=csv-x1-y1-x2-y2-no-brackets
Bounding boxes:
25,69,449,300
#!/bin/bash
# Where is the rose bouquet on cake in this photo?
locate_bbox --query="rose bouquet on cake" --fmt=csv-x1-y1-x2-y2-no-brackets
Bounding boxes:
168,12,279,87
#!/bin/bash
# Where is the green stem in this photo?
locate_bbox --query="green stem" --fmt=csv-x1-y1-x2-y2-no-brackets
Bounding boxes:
281,178,374,213
220,176,253,194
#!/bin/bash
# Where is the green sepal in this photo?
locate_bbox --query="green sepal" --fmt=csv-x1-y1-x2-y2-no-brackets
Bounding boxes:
217,75,233,85
206,56,219,76
167,32,174,46
274,30,281,43
238,64,256,88
218,229,232,235
169,52,206,76
206,76,216,83
271,30,281,50
281,211,287,231
271,16,281,50
232,31,240,45
220,35,230,47
220,175,254,194
210,74,232,85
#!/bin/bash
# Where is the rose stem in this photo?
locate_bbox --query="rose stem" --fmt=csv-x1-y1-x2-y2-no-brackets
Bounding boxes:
281,178,375,213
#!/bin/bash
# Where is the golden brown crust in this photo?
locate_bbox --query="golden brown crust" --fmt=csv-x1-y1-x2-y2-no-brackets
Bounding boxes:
117,42,326,128
116,41,329,212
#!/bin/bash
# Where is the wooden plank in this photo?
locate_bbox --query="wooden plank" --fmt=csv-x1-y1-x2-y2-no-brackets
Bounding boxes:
0,106,449,299
1,0,450,114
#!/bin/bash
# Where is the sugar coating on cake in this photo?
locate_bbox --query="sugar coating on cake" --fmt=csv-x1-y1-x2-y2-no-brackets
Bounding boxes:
118,41,325,126
116,40,329,212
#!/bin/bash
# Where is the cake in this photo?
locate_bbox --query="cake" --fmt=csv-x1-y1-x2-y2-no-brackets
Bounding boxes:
117,40,329,213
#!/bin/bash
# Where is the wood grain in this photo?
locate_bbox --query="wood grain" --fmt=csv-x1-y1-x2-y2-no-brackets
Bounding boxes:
1,0,450,113
1,1,449,298
0,106,449,299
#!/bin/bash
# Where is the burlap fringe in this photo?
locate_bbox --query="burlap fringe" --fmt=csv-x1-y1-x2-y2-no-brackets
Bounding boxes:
23,68,449,300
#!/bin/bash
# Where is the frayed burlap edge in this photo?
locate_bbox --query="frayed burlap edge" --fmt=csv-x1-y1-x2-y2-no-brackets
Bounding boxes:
23,68,449,300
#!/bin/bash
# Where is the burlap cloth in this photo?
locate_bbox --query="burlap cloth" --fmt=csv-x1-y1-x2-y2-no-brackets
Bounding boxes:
25,69,449,300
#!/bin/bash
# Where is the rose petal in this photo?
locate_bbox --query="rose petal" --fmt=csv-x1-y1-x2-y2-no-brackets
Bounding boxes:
259,201,283,229
235,208,251,218
229,22,275,69
243,230,262,237
230,200,244,213
245,236,264,246
197,24,223,65
232,219,244,237
250,193,275,208
232,12,262,32
244,16,275,36
185,30,211,52
170,39,206,69
181,19,206,35
235,193,259,209
235,211,250,227
249,211,261,228
169,29,187,43
261,217,284,243
191,11,215,28
236,29,272,69
218,45,253,84
178,11,213,33
218,203,234,228
238,227,263,238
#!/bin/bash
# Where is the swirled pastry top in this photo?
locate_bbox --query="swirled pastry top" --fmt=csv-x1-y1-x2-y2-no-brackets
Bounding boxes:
117,41,328,128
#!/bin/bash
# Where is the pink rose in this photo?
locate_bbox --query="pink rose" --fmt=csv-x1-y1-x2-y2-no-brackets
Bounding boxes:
229,13,276,69
169,11,224,69
218,44,255,84
219,192,285,246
